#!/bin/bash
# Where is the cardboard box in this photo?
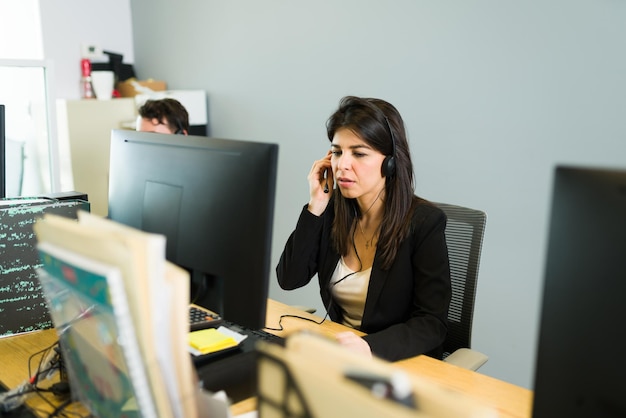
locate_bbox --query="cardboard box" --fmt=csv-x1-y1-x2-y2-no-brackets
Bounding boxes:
117,79,167,97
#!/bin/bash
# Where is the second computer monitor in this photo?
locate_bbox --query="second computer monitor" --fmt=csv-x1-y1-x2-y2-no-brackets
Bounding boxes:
533,165,626,417
108,129,278,330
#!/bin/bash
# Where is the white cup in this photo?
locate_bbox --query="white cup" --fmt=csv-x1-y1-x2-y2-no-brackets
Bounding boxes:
91,71,115,100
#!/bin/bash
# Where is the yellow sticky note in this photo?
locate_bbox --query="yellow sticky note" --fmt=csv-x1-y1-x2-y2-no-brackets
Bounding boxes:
189,328,237,354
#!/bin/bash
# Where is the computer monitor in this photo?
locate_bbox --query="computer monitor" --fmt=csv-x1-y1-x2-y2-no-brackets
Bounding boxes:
532,165,626,417
108,129,278,330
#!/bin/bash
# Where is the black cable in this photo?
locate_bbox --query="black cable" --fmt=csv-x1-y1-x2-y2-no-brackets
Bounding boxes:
321,217,362,319
21,339,86,418
31,386,86,418
48,398,72,418
264,313,327,332
0,386,39,409
0,341,61,413
266,216,367,333
27,340,59,382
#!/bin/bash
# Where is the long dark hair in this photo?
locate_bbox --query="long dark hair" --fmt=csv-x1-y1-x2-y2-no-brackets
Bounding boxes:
326,96,417,270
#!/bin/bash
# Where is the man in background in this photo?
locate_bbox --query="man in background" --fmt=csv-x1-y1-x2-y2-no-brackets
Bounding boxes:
136,98,189,135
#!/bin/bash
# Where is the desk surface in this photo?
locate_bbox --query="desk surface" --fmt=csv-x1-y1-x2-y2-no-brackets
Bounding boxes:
1,299,532,418
0,327,88,417
257,299,533,418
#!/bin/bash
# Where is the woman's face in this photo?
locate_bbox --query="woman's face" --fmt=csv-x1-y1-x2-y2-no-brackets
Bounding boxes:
330,128,387,201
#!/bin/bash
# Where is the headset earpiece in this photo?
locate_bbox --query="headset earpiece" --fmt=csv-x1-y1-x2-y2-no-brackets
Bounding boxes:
381,116,397,178
175,119,185,135
382,154,396,178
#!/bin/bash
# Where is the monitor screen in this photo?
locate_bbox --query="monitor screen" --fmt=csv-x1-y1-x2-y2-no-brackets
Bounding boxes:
108,130,278,330
532,166,626,417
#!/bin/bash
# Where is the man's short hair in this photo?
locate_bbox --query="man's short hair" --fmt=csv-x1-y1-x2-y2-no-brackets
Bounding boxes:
138,98,190,133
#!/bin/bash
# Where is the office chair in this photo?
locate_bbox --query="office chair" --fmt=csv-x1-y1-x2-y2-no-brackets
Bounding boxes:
291,201,488,371
434,202,488,371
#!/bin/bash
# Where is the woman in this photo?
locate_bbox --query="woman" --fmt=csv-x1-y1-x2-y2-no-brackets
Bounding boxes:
276,96,451,361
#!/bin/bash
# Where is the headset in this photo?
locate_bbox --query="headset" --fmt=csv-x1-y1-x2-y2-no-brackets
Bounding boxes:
381,115,397,178
174,119,186,135
362,98,397,178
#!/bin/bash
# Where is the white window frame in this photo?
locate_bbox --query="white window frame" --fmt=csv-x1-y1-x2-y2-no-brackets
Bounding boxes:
0,58,60,194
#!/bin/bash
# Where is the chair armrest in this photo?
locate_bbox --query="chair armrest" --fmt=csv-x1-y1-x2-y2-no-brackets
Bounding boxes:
444,348,489,371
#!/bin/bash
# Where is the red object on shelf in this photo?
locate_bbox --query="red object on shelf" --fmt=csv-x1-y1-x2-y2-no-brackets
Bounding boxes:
80,59,92,77
80,59,95,99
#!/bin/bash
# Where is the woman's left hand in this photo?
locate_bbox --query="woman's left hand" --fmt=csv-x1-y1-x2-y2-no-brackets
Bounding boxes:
335,331,372,358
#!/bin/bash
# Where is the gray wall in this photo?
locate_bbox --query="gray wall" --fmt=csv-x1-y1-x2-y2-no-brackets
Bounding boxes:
40,0,134,100
129,0,626,389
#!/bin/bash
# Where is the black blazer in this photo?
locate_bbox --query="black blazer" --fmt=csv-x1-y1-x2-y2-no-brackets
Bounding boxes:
276,198,451,362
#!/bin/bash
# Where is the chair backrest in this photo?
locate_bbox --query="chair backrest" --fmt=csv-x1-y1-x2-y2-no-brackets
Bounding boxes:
433,202,487,359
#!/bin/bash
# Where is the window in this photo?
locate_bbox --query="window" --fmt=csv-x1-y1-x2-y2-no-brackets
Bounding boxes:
0,0,43,60
0,1,59,197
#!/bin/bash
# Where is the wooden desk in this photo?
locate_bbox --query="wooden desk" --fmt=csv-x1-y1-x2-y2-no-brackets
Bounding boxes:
1,300,532,418
237,299,533,418
1,328,58,390
0,328,88,416
396,356,532,418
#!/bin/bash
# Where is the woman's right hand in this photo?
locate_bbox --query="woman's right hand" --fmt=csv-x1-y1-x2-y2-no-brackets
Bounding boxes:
307,151,333,216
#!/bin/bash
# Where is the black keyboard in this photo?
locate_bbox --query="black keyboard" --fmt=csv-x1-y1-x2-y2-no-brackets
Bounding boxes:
223,321,285,346
193,320,284,403
190,319,284,365
189,305,223,331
